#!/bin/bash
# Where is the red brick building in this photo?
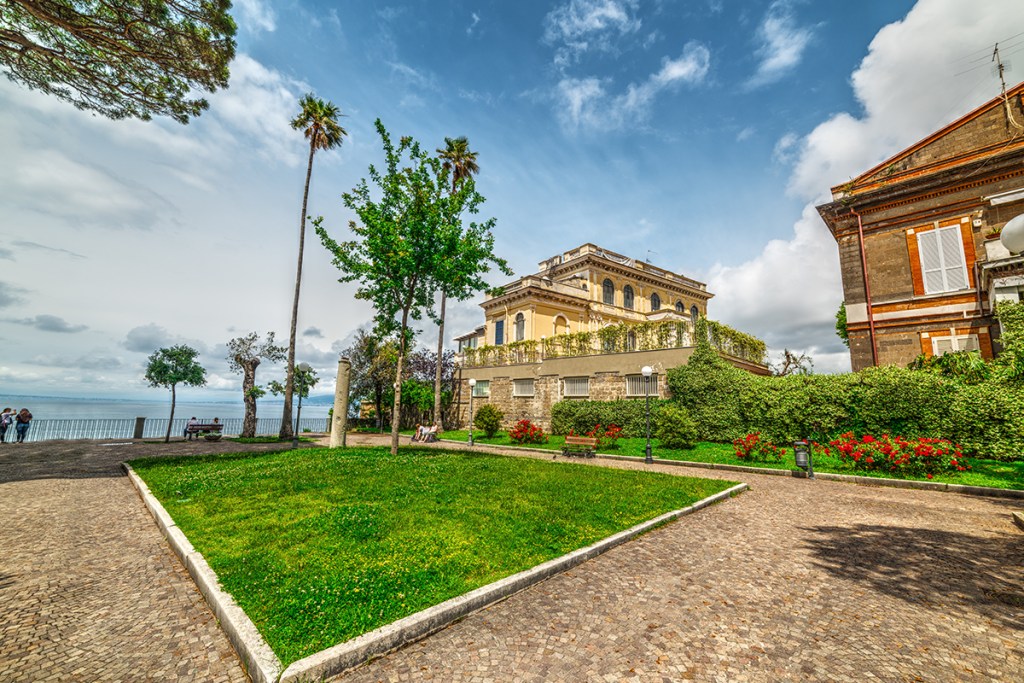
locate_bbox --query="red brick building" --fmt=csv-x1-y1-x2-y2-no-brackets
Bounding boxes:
817,82,1024,371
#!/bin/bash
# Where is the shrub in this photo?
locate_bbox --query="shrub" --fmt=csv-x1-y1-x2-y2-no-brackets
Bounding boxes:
654,404,698,450
550,399,664,437
947,381,1024,461
828,433,969,478
473,404,503,438
508,419,547,444
732,433,786,463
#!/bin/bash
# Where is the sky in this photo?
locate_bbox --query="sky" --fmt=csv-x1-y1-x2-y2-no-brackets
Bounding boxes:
2,0,1024,401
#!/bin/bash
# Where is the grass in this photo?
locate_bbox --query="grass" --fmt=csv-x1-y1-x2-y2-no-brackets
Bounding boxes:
227,436,316,444
130,446,735,665
432,430,1024,491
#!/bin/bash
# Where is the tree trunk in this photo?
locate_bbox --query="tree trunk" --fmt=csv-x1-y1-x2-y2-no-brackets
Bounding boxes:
390,309,410,456
433,291,446,427
241,359,259,438
165,383,176,443
281,142,317,438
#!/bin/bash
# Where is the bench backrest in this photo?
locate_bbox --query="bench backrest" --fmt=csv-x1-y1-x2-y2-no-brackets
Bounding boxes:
190,423,223,431
564,435,598,447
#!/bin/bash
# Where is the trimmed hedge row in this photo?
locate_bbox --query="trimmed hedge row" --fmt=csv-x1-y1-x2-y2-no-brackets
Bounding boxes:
664,341,1024,462
550,398,667,439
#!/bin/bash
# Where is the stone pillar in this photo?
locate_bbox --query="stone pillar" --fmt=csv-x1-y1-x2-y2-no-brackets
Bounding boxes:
330,357,351,448
133,417,146,440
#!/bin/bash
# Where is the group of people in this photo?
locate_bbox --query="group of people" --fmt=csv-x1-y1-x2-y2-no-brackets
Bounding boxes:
0,407,32,443
412,423,441,443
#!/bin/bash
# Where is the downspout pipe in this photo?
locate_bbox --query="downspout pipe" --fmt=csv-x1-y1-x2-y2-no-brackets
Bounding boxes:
851,207,879,366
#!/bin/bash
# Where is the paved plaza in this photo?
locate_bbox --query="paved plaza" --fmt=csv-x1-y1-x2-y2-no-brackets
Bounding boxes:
1,435,1021,682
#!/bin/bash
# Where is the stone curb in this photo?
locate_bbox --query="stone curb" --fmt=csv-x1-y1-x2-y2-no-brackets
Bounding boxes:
435,440,1024,500
122,464,283,683
1014,511,1024,532
277,482,749,683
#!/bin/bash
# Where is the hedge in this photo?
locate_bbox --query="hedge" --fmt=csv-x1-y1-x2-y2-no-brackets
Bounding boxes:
550,398,666,438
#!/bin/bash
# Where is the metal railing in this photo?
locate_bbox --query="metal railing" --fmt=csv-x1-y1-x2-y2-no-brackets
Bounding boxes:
8,416,329,444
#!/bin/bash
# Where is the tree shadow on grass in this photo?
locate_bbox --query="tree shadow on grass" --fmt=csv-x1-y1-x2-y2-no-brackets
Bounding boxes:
802,524,1024,630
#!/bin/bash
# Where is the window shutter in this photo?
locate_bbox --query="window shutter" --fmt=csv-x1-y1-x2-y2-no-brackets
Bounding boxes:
959,335,980,352
918,231,944,294
939,227,967,291
932,337,954,355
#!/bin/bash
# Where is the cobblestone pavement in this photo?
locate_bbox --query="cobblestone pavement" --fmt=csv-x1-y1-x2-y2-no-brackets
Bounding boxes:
0,438,314,683
333,433,1024,683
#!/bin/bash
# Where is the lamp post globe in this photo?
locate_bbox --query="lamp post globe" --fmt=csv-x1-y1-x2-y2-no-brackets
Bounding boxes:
468,378,477,446
292,362,312,450
641,366,653,464
1001,213,1024,254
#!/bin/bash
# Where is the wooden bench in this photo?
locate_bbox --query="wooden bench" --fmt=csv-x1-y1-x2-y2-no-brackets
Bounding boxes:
186,423,223,435
562,435,598,458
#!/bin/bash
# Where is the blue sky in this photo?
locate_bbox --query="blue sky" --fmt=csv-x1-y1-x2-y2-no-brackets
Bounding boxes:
2,0,1023,401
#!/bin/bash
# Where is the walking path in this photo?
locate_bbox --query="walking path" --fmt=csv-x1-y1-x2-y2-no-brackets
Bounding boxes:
1,435,1021,682
333,433,1024,682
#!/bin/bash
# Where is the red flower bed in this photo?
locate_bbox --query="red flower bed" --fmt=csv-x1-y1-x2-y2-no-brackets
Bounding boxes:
825,432,970,478
568,424,624,449
732,433,786,463
509,419,547,444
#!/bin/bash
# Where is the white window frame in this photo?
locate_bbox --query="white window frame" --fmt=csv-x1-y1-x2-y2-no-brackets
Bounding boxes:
471,379,491,397
562,376,590,398
917,225,968,294
512,378,535,397
931,334,979,356
625,373,658,397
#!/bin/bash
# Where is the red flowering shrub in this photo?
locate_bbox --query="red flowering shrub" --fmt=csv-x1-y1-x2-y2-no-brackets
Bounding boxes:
581,423,624,449
732,433,786,463
509,419,547,444
828,432,969,477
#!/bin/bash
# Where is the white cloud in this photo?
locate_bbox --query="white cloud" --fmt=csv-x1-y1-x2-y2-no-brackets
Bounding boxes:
6,315,88,333
556,42,710,132
0,282,29,308
736,126,755,142
544,0,641,66
27,354,123,370
467,12,481,35
746,0,815,89
772,132,800,164
124,324,208,354
234,0,276,33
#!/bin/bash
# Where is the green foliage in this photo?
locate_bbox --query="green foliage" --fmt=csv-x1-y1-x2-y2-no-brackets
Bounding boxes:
145,345,207,391
268,365,319,399
665,321,750,442
947,382,1024,462
732,433,785,463
836,302,849,348
0,0,236,124
473,404,503,437
550,399,665,438
654,404,698,450
907,351,991,384
995,300,1024,381
704,318,768,364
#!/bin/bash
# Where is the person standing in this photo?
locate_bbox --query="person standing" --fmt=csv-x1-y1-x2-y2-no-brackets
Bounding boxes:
0,407,12,443
15,408,32,443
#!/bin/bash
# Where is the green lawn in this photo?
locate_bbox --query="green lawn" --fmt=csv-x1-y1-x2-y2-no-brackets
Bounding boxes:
130,446,735,665
433,431,1024,491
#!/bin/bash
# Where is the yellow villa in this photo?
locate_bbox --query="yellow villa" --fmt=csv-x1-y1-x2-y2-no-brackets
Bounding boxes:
453,243,768,429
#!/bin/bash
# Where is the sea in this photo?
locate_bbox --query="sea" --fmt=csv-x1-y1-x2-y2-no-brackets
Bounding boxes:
0,394,332,421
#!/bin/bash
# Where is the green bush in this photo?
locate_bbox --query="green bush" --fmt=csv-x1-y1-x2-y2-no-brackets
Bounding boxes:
654,404,697,450
948,381,1024,461
473,404,503,438
665,323,750,442
550,399,664,438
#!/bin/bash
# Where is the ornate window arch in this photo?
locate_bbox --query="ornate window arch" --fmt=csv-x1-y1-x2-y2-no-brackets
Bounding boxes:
514,312,525,341
602,278,614,305
553,314,569,336
691,305,700,326
675,300,684,313
623,285,635,310
651,292,661,311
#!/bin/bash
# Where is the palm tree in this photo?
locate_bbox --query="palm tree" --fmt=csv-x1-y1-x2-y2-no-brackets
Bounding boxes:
280,93,347,439
433,136,480,426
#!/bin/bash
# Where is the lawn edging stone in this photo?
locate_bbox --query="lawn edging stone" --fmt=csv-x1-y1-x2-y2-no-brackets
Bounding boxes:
1013,511,1024,532
277,481,748,683
123,463,283,683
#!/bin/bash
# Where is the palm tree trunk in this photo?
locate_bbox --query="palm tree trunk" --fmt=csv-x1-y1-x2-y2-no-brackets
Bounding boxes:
433,291,446,426
281,142,316,438
165,384,176,443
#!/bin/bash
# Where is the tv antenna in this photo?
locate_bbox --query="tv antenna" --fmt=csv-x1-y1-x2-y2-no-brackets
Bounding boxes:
646,249,657,263
993,43,1023,130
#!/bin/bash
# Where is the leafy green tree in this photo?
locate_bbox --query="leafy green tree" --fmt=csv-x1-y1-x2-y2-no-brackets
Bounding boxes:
269,364,319,400
316,119,450,455
280,93,347,439
144,345,206,442
0,0,236,123
431,136,510,426
343,329,399,430
771,349,814,376
835,301,849,348
226,332,286,437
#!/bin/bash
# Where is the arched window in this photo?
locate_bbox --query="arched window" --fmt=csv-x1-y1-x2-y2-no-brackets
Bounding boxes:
623,285,634,310
514,312,525,341
602,278,614,305
675,301,684,314
651,292,661,311
626,330,637,351
553,315,569,336
691,305,700,326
